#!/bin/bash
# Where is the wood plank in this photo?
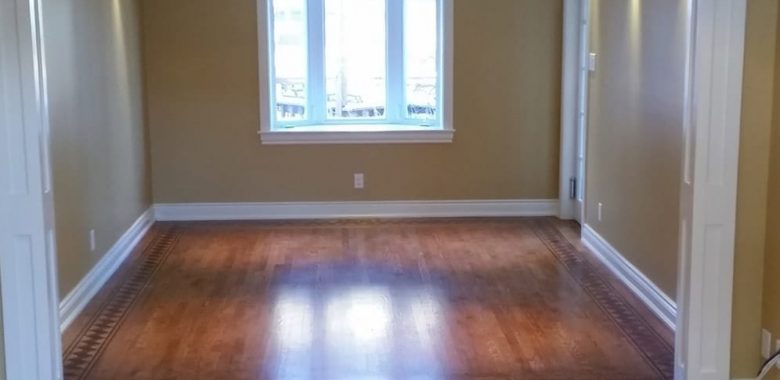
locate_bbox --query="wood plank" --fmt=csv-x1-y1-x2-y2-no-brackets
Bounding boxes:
64,218,673,380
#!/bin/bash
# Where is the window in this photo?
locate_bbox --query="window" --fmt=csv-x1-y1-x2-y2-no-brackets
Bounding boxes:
259,0,453,144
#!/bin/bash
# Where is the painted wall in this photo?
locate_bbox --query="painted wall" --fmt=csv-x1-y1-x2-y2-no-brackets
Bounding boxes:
760,2,780,378
142,0,563,204
730,0,778,377
0,291,4,380
585,0,687,298
43,0,151,296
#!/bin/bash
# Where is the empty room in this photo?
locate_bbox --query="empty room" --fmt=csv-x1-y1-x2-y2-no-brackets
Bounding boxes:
4,0,780,379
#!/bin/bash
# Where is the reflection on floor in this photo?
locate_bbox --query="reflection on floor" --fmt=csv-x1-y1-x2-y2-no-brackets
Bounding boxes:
268,267,448,378
62,218,673,380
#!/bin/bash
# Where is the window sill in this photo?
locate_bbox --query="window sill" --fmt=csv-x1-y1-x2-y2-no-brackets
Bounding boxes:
258,124,454,145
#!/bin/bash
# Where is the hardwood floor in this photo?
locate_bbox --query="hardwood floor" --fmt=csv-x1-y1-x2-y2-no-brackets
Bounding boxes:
62,218,673,380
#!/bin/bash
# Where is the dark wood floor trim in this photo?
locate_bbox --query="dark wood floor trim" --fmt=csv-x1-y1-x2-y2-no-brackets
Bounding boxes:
62,227,180,380
532,219,674,380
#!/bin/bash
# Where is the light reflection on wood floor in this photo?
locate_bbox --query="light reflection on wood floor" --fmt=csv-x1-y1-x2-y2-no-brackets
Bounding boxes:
63,218,673,380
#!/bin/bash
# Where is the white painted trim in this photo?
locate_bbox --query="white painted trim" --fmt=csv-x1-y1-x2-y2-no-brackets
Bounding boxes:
59,209,155,331
676,0,746,379
440,0,454,138
559,0,578,220
581,225,677,330
256,0,454,144
154,199,559,222
259,128,454,145
0,0,63,377
257,0,272,135
559,0,590,222
574,0,590,225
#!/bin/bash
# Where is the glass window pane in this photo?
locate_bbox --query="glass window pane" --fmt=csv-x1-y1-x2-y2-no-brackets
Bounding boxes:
405,0,438,121
273,0,308,121
325,0,387,120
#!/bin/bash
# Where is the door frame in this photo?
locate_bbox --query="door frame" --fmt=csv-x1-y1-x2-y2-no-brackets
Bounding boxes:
559,0,590,223
676,0,746,379
559,0,747,379
559,0,589,223
0,0,62,379
1,0,750,378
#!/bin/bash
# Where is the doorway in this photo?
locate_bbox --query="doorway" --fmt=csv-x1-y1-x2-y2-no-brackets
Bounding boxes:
1,0,749,379
560,0,746,379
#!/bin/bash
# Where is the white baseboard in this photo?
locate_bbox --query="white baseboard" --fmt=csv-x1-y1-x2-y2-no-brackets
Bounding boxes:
153,199,560,221
581,224,677,330
59,208,155,331
58,200,556,329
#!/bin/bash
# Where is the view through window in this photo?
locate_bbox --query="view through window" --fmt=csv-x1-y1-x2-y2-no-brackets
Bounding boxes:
269,0,442,129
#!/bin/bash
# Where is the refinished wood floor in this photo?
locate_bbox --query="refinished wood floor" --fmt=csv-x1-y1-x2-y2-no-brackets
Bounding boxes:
63,218,673,380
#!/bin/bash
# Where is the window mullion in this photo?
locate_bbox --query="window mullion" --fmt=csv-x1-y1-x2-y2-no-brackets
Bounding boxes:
437,0,446,127
266,0,278,129
307,0,326,123
386,0,405,124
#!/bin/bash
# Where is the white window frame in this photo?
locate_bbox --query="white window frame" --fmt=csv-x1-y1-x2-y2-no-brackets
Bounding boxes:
257,0,454,145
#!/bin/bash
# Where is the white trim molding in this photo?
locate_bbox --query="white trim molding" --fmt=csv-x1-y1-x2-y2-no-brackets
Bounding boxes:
59,209,155,331
559,0,580,220
154,199,559,222
675,0,746,379
259,126,454,145
559,0,591,223
0,0,63,377
581,225,677,330
256,0,454,145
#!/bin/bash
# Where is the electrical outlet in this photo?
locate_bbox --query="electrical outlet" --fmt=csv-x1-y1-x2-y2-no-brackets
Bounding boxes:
354,173,364,189
588,53,598,72
763,329,772,359
598,203,604,222
89,229,96,252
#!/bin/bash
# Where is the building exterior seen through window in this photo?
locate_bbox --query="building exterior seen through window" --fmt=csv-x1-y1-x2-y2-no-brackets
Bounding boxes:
269,0,441,129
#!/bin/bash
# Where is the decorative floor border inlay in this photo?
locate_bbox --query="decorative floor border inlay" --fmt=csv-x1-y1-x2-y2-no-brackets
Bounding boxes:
532,218,674,380
61,219,674,380
62,227,180,380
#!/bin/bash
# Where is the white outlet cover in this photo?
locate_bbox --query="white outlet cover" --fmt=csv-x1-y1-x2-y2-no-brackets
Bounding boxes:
762,329,772,359
354,173,364,189
588,53,597,72
89,229,96,252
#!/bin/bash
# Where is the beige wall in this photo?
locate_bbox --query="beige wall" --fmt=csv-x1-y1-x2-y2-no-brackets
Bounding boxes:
142,0,562,203
44,0,151,296
762,87,780,380
731,0,778,377
0,291,4,380
761,2,780,379
585,0,687,298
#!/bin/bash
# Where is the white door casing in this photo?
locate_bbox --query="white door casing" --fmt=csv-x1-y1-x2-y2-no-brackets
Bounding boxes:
676,0,745,379
0,0,62,378
559,0,578,220
574,0,590,224
561,0,747,379
559,0,590,223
